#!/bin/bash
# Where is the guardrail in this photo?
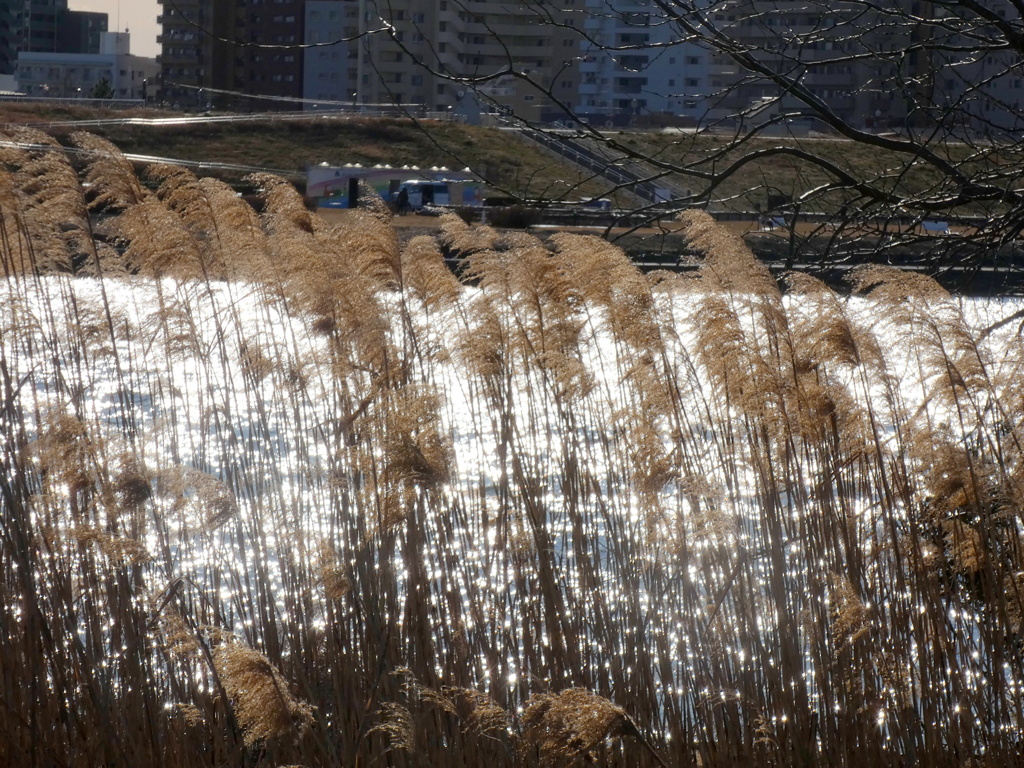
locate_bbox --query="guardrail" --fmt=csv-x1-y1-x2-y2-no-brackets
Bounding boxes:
0,95,144,110
0,138,304,180
2,98,458,130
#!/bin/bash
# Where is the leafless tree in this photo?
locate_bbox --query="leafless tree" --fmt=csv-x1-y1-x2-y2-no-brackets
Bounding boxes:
376,0,1024,283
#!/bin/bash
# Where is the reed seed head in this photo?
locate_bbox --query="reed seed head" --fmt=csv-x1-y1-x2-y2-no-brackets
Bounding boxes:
212,640,315,746
520,688,634,766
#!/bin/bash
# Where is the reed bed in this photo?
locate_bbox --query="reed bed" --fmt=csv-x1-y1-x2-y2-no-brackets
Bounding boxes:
2,131,1024,767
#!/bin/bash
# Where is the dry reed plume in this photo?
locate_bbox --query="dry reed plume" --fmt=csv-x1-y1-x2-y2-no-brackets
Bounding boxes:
520,688,638,766
212,639,315,746
4,131,1024,768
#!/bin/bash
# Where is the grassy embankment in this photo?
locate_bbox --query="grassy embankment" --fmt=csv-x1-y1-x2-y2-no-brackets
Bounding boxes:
612,129,1021,219
9,102,1014,221
2,103,607,202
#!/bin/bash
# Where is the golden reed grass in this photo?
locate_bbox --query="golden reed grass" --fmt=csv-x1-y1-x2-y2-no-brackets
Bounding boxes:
3,132,1024,768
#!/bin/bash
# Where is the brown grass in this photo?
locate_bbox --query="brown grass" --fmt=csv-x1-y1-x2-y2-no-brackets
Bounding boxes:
3,129,1024,768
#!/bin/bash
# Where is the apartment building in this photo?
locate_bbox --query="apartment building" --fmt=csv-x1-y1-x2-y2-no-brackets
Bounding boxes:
157,0,710,121
952,50,1024,135
356,0,581,121
235,0,305,103
160,0,345,109
0,4,16,74
157,0,233,107
698,1,906,129
16,30,157,99
303,0,353,107
696,0,1024,134
924,0,1024,135
56,9,107,56
154,0,1020,131
158,0,583,119
1,0,108,75
577,0,709,125
18,0,68,54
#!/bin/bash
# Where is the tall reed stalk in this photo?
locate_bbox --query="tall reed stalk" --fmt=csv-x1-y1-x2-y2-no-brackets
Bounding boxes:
2,134,1024,767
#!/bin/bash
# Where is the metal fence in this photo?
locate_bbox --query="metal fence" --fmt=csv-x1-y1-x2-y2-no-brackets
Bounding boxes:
0,94,145,110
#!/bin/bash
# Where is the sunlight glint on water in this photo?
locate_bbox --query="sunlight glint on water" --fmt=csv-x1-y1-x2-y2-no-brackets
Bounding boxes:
5,263,1024,762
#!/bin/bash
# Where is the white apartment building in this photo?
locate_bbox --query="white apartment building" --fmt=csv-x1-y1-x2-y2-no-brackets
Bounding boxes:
577,0,710,125
16,31,158,100
303,0,353,108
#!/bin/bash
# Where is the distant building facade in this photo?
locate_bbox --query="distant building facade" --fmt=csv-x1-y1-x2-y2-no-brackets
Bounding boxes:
235,0,305,103
697,0,1024,135
57,10,108,55
158,0,311,108
303,1,351,107
159,0,584,117
357,0,581,120
157,0,232,107
0,1,108,76
152,0,1021,133
18,0,68,55
0,3,17,74
923,0,1024,135
577,0,710,126
700,1,903,129
155,0,602,117
16,31,158,99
